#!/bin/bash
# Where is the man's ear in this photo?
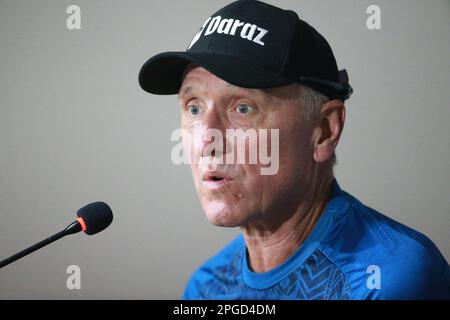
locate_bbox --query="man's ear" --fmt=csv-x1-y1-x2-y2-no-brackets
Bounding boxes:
312,99,346,163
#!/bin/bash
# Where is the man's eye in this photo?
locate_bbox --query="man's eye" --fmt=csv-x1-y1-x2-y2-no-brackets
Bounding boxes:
188,105,200,115
236,104,254,114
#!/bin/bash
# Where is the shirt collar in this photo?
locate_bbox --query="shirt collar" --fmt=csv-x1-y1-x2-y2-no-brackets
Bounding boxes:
241,178,350,289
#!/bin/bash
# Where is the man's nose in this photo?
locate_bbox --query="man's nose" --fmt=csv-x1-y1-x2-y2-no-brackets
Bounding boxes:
195,110,226,158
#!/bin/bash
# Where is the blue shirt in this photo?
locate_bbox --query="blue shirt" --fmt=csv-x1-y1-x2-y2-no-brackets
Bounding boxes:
183,180,450,299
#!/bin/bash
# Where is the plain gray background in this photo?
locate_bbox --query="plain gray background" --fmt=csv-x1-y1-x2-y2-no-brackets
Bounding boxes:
0,0,449,299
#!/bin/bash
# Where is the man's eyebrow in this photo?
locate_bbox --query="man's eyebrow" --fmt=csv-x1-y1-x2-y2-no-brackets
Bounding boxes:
178,86,193,99
178,83,268,101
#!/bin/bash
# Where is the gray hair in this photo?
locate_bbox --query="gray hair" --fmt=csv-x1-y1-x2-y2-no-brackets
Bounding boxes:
299,85,337,168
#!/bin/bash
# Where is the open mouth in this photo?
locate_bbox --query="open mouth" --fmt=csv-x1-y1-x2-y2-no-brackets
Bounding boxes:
203,172,233,188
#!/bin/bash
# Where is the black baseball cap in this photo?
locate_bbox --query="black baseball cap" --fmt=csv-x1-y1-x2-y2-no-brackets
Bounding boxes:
139,0,353,101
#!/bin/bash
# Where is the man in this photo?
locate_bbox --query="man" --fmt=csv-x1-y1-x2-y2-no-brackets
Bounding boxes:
139,0,450,299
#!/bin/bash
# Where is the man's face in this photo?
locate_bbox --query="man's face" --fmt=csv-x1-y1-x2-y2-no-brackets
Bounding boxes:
178,66,315,227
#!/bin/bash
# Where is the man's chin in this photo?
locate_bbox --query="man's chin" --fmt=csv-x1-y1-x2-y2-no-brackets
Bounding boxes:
209,219,239,228
203,203,244,228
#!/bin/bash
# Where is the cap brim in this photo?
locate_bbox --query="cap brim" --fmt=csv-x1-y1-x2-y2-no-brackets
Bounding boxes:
138,52,294,95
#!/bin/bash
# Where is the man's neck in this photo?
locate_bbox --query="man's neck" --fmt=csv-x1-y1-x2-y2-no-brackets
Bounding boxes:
240,173,334,273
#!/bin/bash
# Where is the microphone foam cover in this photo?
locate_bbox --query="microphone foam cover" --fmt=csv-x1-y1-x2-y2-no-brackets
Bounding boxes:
77,202,113,235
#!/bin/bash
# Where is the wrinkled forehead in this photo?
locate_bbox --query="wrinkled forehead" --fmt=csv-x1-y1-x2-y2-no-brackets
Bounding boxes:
179,64,300,103
180,65,251,96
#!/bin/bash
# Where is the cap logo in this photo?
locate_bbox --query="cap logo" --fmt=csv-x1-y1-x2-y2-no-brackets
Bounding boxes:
188,15,268,50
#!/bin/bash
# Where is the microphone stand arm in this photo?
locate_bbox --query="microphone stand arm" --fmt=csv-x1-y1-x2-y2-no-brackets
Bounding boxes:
0,221,82,269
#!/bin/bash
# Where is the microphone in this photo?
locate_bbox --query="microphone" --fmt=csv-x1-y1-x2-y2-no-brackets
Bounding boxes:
0,201,113,269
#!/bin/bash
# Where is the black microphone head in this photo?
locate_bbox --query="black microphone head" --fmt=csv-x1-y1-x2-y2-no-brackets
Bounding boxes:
76,202,113,235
